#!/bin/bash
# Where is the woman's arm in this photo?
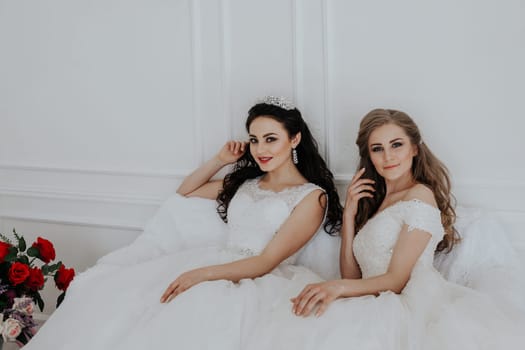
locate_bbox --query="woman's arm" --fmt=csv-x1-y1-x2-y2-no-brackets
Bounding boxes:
340,168,375,279
177,141,246,199
339,215,361,279
294,186,437,316
293,223,431,316
340,223,432,295
161,189,326,303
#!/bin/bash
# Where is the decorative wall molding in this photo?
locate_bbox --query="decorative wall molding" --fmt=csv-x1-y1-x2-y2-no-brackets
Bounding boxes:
0,192,158,230
1,163,523,233
0,211,146,231
0,163,186,230
0,163,189,179
291,0,300,105
322,0,332,165
190,0,204,165
220,0,233,140
0,185,160,205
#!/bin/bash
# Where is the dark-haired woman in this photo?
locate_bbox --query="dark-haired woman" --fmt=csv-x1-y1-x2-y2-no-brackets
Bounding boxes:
24,96,342,350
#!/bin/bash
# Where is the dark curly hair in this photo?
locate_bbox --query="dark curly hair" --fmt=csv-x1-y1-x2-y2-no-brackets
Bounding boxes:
217,102,343,234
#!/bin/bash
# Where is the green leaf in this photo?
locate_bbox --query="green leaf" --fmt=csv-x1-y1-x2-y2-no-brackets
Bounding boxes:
17,255,30,265
3,253,16,262
34,292,45,312
13,228,23,245
41,264,49,275
47,261,62,274
18,236,26,252
26,247,39,257
56,291,66,308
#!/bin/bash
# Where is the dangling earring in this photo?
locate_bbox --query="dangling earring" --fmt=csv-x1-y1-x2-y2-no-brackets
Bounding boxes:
292,148,299,164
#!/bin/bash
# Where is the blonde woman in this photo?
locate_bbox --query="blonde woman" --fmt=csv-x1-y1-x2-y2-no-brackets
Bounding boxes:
250,109,523,350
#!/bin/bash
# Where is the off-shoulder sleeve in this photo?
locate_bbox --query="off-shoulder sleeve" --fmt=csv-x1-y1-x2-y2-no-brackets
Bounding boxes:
398,199,444,239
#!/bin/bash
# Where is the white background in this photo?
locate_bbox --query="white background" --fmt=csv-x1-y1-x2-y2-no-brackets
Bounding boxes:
1,0,524,317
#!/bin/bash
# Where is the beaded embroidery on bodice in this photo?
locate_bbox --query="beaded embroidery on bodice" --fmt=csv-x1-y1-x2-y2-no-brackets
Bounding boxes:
353,199,444,279
226,177,323,264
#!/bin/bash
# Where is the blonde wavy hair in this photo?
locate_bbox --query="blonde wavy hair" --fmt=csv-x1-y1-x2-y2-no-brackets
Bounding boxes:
354,109,459,252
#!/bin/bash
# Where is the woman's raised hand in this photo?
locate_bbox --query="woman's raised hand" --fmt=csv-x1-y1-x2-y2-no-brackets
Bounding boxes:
216,140,248,165
344,168,375,218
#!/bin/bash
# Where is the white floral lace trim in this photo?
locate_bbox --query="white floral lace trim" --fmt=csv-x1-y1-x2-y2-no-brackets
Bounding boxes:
222,245,258,257
238,177,323,209
398,199,443,239
354,199,444,278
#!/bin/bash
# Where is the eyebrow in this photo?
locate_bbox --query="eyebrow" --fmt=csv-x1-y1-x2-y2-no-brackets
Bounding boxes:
249,133,278,138
370,138,404,147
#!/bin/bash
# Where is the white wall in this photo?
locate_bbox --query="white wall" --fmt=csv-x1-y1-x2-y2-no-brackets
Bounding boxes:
1,0,524,316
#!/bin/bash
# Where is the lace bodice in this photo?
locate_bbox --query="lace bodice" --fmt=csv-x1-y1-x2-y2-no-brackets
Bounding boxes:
353,199,444,278
225,177,323,264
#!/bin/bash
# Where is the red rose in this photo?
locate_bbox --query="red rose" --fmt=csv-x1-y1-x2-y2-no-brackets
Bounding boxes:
31,237,56,263
26,267,45,290
54,264,75,291
8,262,30,286
0,241,11,262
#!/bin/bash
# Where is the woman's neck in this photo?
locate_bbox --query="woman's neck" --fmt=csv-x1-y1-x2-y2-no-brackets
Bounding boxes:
384,173,416,196
260,162,306,189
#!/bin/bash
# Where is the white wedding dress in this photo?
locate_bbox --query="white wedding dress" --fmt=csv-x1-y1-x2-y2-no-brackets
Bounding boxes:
24,178,328,350
246,199,525,350
24,179,525,349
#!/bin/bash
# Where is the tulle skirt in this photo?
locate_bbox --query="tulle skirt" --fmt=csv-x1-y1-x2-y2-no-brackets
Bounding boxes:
26,248,524,350
23,195,525,349
23,246,323,350
247,266,524,350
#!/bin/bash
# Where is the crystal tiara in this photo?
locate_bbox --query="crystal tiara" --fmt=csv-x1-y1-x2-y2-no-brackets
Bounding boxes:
258,96,296,111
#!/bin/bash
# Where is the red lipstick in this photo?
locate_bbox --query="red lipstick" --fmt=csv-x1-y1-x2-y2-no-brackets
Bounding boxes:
258,157,272,164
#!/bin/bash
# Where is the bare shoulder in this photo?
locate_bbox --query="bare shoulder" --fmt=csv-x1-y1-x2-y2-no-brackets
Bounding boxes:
402,184,437,208
295,188,326,211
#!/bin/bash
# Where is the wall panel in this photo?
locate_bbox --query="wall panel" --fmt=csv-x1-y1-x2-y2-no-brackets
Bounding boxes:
0,0,196,173
227,0,296,138
327,0,525,181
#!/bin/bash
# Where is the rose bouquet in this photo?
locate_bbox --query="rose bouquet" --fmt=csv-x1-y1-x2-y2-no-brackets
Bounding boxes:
0,229,75,346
